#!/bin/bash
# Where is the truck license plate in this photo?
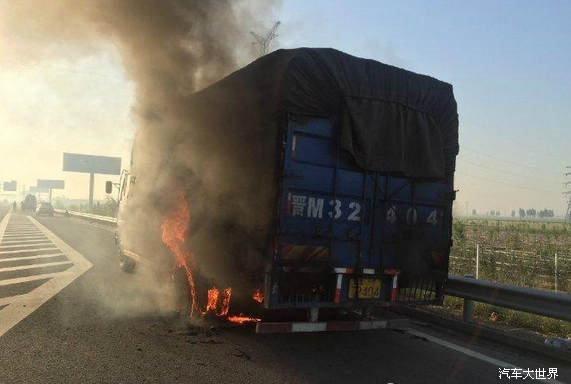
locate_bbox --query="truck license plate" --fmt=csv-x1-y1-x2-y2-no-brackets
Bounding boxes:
348,278,381,299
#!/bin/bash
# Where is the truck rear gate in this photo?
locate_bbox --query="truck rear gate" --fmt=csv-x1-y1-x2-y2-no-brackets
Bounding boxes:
265,116,453,310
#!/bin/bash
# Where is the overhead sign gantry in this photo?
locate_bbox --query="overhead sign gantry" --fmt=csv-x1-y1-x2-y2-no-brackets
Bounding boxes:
37,179,65,203
63,153,121,210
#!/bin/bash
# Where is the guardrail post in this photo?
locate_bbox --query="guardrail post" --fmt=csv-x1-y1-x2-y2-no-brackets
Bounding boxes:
475,244,480,279
554,252,558,293
462,274,475,323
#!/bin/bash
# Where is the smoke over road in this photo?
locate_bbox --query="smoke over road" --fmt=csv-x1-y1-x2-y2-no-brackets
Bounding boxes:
1,0,279,314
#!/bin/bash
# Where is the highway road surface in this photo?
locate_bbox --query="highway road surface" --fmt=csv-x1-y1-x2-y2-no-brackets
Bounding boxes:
0,204,570,384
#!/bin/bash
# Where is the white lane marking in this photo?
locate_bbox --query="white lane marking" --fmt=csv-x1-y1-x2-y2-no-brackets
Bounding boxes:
6,224,37,232
1,239,52,244
0,293,29,306
0,243,55,249
0,213,9,237
0,271,74,286
406,329,567,384
0,260,73,273
1,237,48,243
0,254,66,263
0,247,60,255
2,234,47,239
0,213,93,339
4,230,42,235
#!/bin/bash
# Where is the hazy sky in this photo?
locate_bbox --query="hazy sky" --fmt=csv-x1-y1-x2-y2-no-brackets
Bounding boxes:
1,0,570,214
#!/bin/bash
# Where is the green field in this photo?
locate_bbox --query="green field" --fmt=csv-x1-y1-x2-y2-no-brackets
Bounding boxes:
447,218,571,337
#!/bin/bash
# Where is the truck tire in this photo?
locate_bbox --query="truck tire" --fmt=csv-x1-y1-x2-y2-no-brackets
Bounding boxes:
119,250,136,273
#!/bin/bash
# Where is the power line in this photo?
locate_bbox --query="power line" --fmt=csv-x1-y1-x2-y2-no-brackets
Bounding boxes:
565,167,571,223
461,147,562,176
456,171,563,194
458,159,563,184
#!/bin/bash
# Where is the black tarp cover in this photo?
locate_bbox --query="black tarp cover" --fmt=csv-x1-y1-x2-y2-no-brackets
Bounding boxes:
190,48,459,180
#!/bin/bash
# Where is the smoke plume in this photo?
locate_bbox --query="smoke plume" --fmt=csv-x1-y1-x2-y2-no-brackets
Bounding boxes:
2,0,279,312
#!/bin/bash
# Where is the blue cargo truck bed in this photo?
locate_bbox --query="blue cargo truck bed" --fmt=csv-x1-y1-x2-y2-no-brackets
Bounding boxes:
265,115,454,309
119,48,459,317
181,48,460,311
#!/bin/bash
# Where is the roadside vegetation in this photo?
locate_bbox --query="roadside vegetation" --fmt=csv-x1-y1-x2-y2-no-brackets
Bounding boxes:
445,218,571,338
54,196,119,218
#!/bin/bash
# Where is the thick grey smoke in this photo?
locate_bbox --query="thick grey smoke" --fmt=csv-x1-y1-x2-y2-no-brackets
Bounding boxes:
2,0,279,313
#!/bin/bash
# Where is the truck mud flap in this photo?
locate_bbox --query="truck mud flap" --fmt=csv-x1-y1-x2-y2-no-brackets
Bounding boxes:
255,318,409,334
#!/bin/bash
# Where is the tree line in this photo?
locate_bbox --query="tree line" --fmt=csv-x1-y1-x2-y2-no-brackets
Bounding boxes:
470,208,555,218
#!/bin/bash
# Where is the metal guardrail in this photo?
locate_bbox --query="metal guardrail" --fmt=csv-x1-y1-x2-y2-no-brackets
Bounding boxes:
54,209,118,225
446,275,571,323
47,211,571,323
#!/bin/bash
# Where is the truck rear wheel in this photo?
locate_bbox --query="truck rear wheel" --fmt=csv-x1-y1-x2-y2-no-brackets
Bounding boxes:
119,250,136,273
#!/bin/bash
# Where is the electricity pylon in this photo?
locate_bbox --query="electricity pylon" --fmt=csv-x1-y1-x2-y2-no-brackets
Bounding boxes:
251,21,281,58
564,166,571,222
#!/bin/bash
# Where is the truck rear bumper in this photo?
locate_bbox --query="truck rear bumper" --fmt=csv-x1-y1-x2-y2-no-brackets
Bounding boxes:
265,267,444,310
256,317,409,334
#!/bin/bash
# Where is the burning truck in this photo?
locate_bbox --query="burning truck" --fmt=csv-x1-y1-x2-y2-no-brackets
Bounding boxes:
107,48,459,329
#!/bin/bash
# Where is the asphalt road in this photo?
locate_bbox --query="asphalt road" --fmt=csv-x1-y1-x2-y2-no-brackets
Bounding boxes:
0,204,570,384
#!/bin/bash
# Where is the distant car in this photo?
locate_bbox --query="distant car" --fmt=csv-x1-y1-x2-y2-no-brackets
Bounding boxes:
36,202,55,217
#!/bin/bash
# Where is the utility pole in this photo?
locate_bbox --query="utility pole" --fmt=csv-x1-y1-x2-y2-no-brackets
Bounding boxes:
250,21,281,58
564,166,571,222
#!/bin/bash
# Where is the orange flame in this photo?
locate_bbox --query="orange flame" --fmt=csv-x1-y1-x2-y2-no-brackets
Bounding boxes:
161,190,259,324
228,315,261,324
161,191,198,315
205,288,220,313
202,287,232,316
253,288,263,304
218,288,232,316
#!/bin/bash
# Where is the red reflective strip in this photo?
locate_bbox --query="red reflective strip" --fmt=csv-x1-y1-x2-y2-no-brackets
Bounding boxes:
334,288,341,303
346,268,354,274
326,321,360,331
256,322,293,334
390,274,399,301
334,274,343,303
256,321,393,334
390,288,398,301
